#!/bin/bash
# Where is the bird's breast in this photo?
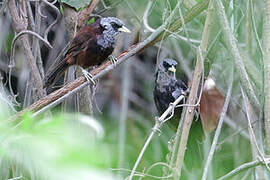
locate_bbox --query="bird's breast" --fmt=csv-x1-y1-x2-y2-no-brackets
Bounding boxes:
76,42,113,68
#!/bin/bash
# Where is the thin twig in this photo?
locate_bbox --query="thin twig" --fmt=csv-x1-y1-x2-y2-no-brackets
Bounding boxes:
263,0,270,153
215,0,259,108
152,0,210,45
250,0,264,57
143,0,155,33
128,95,185,180
144,162,172,179
41,0,61,42
172,0,213,178
77,0,100,28
201,63,233,180
8,0,46,100
241,86,270,172
111,167,172,179
117,60,131,177
26,1,35,30
143,1,201,45
217,158,270,180
10,30,52,63
0,0,8,15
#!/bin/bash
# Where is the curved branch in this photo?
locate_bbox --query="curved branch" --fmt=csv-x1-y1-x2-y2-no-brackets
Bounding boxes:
37,2,47,18
9,0,46,99
10,30,52,64
218,158,270,180
41,0,61,41
143,0,156,32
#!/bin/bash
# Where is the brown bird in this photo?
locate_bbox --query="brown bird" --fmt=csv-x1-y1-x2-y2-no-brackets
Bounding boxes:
44,17,130,88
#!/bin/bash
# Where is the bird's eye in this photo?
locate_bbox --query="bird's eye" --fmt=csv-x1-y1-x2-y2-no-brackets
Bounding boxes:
111,22,121,29
163,61,170,69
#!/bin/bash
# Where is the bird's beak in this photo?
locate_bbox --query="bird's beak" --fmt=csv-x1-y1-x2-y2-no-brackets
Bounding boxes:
168,66,176,73
118,26,131,33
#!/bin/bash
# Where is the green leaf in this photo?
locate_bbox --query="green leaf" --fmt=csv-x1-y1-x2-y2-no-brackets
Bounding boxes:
20,112,34,132
60,5,64,15
61,0,92,11
87,17,95,25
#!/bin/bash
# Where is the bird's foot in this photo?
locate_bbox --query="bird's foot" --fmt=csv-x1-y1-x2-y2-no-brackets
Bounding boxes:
169,102,176,108
81,68,96,85
108,55,117,67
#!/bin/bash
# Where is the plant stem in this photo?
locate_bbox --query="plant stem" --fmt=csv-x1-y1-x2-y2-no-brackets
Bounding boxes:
202,64,233,180
172,0,213,178
215,0,260,108
263,0,270,154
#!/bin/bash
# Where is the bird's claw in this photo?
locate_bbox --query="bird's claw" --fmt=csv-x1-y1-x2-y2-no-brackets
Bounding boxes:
169,102,176,109
81,68,96,85
108,55,117,67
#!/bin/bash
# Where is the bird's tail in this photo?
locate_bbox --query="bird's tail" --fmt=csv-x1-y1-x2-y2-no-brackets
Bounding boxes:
44,58,69,88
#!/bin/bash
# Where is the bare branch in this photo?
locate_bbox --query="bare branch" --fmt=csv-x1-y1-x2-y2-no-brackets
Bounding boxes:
215,0,260,107
172,0,213,178
11,30,52,62
78,0,101,28
41,0,61,42
8,0,46,99
263,0,270,153
0,0,8,15
217,158,270,180
143,0,155,33
128,95,185,180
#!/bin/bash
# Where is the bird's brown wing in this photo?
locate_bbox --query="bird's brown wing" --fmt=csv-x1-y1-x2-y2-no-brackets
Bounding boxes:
44,29,95,88
66,28,97,63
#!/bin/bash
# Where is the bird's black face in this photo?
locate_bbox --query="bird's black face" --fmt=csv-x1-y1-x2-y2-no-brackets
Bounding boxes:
159,59,178,77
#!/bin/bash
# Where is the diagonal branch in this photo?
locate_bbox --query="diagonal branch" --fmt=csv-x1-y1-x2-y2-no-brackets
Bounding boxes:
9,0,210,122
215,0,260,108
78,0,101,28
172,0,214,178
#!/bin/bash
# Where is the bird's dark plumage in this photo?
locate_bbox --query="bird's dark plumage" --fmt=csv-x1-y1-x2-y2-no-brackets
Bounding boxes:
44,17,130,88
153,59,188,130
154,59,206,173
154,59,204,171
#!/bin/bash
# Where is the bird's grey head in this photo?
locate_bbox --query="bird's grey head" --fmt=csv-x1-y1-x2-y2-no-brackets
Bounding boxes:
98,17,130,49
156,59,178,85
159,59,178,76
100,17,130,36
